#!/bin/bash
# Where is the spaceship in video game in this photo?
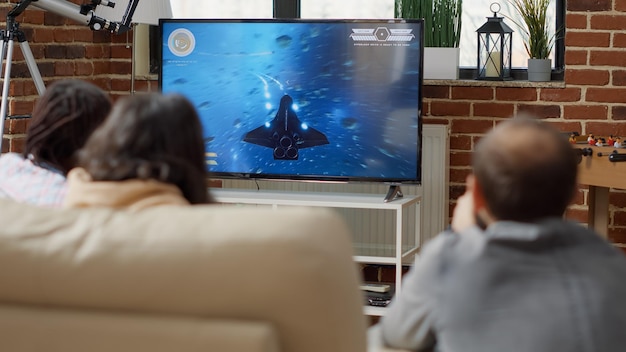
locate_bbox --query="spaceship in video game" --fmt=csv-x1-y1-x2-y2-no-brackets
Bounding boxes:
243,94,329,160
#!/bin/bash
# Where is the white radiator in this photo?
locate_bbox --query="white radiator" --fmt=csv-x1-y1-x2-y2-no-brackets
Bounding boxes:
220,124,449,256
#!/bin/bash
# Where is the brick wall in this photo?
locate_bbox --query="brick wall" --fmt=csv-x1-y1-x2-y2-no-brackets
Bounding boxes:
0,1,132,153
1,1,626,251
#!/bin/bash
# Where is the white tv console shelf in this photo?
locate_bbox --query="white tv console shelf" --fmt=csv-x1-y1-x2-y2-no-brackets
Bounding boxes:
212,188,421,316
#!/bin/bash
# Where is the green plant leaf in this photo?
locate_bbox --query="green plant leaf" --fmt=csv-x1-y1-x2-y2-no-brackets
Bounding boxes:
396,0,462,48
507,0,554,59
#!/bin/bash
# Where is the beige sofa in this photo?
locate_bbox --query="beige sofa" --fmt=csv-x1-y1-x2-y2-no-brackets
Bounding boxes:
0,199,369,352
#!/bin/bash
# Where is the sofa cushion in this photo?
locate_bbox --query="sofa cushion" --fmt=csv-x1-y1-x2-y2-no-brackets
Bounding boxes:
0,199,367,352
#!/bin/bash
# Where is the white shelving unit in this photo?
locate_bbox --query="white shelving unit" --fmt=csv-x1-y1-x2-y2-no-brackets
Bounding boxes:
213,188,421,316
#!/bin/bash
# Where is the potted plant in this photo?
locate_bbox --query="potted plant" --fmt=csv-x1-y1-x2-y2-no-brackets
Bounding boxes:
396,0,463,80
508,0,554,81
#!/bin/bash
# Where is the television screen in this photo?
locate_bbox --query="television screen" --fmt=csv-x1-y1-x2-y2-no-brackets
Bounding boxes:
160,19,423,184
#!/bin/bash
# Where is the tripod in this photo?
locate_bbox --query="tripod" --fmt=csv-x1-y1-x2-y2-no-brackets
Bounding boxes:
0,0,46,152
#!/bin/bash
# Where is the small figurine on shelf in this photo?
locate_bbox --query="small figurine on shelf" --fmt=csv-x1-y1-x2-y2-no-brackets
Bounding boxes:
569,133,578,144
596,138,606,147
588,134,595,145
614,137,622,148
607,135,615,147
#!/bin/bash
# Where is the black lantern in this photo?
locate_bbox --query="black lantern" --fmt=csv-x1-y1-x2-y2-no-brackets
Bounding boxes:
476,3,513,80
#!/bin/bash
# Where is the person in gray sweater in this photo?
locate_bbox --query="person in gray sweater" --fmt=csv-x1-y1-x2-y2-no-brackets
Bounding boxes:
381,117,626,352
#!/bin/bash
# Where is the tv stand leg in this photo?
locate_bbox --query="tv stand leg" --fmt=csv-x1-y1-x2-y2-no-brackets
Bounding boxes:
384,185,403,203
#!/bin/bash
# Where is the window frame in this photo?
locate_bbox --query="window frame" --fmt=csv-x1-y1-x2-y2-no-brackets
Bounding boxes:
153,0,565,81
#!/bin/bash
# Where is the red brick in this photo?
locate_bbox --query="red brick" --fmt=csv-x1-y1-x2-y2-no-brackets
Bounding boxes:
586,122,626,137
430,101,471,117
565,50,588,65
609,190,626,208
449,168,472,184
21,8,45,24
31,28,55,43
587,88,626,103
564,105,608,120
23,79,45,97
449,185,467,200
614,33,626,48
111,79,131,92
449,150,473,168
495,87,538,101
110,33,129,44
566,31,610,47
74,29,95,43
451,86,493,100
613,70,626,86
566,14,587,29
53,29,75,43
85,45,110,59
8,118,29,134
110,61,131,74
590,15,626,30
450,135,472,151
76,62,94,76
55,61,75,76
9,100,35,116
608,228,626,244
567,0,611,11
617,0,626,11
111,46,132,60
613,106,626,120
9,137,26,154
422,118,449,126
93,61,111,75
540,88,581,102
570,189,586,207
423,85,449,99
590,51,626,67
451,119,494,134
474,103,515,118
544,121,583,135
614,211,626,228
518,104,561,119
565,69,610,85
8,81,25,97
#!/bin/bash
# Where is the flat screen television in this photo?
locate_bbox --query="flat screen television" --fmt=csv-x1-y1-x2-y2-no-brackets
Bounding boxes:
160,19,424,199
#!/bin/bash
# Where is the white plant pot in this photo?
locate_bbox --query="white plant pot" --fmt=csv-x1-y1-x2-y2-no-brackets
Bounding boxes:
527,58,552,82
424,47,460,80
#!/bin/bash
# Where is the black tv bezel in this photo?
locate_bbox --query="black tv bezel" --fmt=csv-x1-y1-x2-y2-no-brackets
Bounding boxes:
159,18,424,185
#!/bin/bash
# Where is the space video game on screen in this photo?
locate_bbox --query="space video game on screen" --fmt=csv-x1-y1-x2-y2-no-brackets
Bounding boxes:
161,20,422,181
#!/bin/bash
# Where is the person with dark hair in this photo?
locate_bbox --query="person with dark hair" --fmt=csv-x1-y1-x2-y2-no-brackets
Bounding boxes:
379,118,626,352
63,93,213,211
0,79,111,206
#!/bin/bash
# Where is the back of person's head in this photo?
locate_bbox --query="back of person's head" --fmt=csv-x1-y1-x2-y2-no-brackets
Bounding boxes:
76,93,211,204
23,79,111,175
473,117,578,222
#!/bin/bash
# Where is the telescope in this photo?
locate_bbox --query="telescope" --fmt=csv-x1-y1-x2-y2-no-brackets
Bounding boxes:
28,0,140,34
0,0,142,151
